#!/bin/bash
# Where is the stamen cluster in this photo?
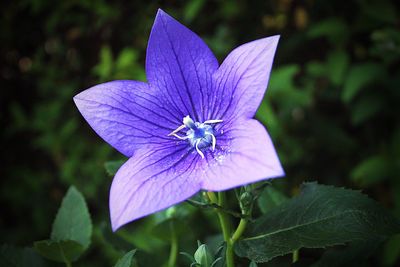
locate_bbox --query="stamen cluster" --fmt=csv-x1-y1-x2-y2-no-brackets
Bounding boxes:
168,116,222,158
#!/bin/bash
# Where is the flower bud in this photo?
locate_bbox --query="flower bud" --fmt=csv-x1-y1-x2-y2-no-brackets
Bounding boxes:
194,244,214,267
239,191,253,212
166,206,177,218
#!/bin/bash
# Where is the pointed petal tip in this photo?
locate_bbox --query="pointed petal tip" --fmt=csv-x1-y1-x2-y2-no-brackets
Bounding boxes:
156,8,165,15
109,201,129,232
110,217,124,232
154,8,179,27
155,8,170,20
271,156,285,179
72,91,85,109
260,34,281,46
271,34,281,43
73,89,94,112
246,35,280,50
110,222,119,232
271,167,286,180
73,90,84,100
72,94,79,105
72,84,95,105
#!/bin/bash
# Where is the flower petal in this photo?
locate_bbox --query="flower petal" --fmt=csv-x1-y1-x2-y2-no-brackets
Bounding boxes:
110,143,202,231
211,36,280,121
74,80,180,157
146,9,219,122
201,119,284,191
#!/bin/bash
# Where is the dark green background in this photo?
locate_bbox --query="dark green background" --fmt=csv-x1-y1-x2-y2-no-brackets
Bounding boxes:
1,0,400,266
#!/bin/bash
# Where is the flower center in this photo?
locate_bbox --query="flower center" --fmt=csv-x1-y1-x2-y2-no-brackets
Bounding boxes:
168,116,223,159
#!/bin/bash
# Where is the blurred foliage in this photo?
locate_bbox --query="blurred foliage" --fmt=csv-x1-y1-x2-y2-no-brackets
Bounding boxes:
1,0,400,266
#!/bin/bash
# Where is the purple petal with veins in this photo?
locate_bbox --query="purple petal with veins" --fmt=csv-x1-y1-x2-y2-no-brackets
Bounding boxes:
74,9,284,231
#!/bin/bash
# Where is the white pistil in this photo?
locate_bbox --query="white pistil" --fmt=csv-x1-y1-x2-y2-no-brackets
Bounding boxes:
171,133,189,140
167,124,186,136
195,139,205,159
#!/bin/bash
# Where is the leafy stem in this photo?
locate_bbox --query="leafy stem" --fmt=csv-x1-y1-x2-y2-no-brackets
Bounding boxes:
167,219,178,267
207,191,250,267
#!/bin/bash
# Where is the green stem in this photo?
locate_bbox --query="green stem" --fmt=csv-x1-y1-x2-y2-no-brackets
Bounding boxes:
207,191,218,203
208,192,235,267
167,220,178,267
217,191,225,206
207,190,252,267
231,218,247,244
292,249,299,263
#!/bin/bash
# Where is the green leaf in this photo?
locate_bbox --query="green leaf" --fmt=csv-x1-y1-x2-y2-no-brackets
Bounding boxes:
350,95,384,125
382,234,400,266
0,244,44,267
255,100,280,138
351,155,390,187
269,65,299,93
211,241,226,267
257,186,288,214
307,17,349,44
115,48,138,70
194,244,214,267
114,249,136,267
249,261,258,267
268,65,312,111
235,183,400,263
51,186,92,249
104,160,126,176
327,50,349,86
114,48,145,80
342,63,384,103
184,0,205,23
305,61,326,77
93,45,113,80
311,240,379,267
34,239,84,263
151,204,195,241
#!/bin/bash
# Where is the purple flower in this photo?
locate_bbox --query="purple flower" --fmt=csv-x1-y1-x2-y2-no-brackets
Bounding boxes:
74,9,284,231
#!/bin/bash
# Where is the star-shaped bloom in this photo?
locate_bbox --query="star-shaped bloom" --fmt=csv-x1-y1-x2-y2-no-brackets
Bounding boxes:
74,9,284,231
